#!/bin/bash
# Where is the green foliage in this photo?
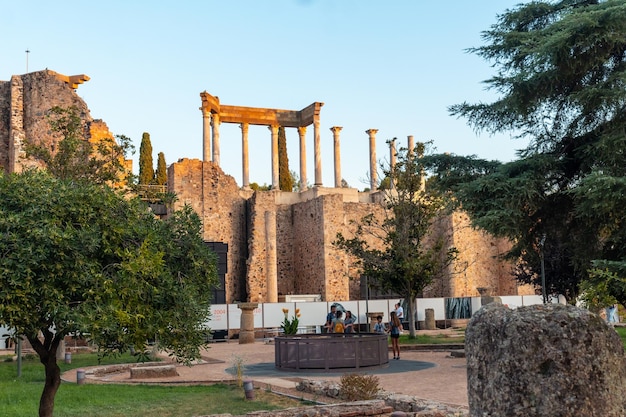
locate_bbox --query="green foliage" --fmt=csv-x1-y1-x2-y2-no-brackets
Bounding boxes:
139,132,154,185
250,182,272,191
155,151,167,185
280,308,300,335
0,170,217,416
278,126,293,191
24,106,133,186
335,143,457,337
435,0,626,302
0,355,301,416
339,373,380,401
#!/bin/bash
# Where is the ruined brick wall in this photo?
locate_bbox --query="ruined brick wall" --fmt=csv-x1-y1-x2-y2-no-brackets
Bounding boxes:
246,191,278,302
0,70,119,175
168,159,248,303
0,81,10,172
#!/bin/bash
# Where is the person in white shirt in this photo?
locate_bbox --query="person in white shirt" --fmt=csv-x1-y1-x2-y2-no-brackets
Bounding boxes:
394,302,404,321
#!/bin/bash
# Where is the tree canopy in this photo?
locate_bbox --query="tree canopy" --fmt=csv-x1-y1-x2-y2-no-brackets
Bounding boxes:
139,132,154,185
155,151,168,185
335,144,457,337
278,126,294,191
430,0,626,302
24,106,132,186
0,170,218,417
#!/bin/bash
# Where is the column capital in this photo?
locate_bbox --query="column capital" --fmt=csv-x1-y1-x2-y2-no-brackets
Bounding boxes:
240,122,249,132
297,126,307,136
366,129,378,136
330,126,343,134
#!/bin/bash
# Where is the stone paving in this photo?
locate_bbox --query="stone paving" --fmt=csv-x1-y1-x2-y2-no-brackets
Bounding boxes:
61,339,468,408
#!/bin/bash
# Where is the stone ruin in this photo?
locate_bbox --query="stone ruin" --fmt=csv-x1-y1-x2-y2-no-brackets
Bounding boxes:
0,69,536,305
466,303,626,416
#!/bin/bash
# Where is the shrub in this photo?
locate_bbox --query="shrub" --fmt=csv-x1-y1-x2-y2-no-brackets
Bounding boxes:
339,373,380,401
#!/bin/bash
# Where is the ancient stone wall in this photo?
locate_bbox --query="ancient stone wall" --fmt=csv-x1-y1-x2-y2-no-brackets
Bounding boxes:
0,80,10,172
168,159,248,303
0,70,118,175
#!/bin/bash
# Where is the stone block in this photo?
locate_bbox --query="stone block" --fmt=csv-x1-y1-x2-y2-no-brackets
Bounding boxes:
466,303,626,416
130,365,179,379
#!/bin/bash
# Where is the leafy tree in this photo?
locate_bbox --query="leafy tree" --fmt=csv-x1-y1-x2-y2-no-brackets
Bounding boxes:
335,144,457,337
430,0,626,302
155,151,167,185
278,126,293,191
24,106,133,185
0,170,218,417
139,132,154,185
249,182,272,191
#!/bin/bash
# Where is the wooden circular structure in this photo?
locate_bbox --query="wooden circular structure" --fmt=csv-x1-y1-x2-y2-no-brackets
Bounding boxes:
274,333,389,371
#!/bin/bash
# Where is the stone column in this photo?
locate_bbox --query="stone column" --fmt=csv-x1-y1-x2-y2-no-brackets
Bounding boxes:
367,312,384,333
330,126,342,188
241,123,250,189
265,211,278,303
297,126,308,191
202,110,211,162
366,129,378,190
211,112,221,166
389,137,397,190
407,135,415,156
313,118,322,186
425,308,436,330
270,125,279,189
237,302,259,344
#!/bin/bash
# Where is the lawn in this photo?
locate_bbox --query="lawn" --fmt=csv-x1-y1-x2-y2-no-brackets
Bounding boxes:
0,352,305,417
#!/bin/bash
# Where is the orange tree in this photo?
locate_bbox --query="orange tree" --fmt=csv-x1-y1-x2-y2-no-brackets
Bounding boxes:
0,170,217,417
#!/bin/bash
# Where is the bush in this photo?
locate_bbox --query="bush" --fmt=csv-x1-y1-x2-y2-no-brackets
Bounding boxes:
339,373,380,401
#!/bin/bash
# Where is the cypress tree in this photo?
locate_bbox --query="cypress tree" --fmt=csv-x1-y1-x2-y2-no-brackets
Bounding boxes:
155,152,167,185
278,126,293,191
138,132,154,185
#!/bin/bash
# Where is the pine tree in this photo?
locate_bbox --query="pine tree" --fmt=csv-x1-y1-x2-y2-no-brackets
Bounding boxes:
155,152,167,185
278,126,293,191
139,132,154,185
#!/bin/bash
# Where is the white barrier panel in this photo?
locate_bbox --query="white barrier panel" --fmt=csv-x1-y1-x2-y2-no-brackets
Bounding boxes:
471,297,482,315
523,295,544,306
293,301,328,327
366,299,392,319
416,298,446,321
207,304,229,330
263,302,294,328
500,296,523,309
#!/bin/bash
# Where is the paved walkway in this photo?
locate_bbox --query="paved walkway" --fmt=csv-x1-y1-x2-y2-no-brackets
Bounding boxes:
61,339,468,407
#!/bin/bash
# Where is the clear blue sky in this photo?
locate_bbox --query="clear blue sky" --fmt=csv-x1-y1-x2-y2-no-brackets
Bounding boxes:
1,1,526,190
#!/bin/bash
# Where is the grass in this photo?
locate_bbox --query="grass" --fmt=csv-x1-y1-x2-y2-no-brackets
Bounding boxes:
399,328,465,345
0,352,306,417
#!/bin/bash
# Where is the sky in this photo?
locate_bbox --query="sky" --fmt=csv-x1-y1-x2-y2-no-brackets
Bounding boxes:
1,1,528,190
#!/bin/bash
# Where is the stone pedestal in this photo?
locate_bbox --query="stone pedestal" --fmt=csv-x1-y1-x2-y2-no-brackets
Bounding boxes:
367,312,383,333
237,303,258,344
424,308,436,330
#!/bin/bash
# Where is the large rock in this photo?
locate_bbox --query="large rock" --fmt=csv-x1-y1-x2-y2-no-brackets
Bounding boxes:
466,303,626,417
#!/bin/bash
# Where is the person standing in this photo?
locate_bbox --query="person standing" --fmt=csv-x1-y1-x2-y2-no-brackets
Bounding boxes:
325,305,337,333
389,311,401,360
394,302,404,321
374,315,386,334
332,310,345,333
343,310,356,333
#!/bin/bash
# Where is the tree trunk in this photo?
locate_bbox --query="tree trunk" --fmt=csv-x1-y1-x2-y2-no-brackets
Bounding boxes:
39,359,61,417
408,297,417,338
28,333,62,417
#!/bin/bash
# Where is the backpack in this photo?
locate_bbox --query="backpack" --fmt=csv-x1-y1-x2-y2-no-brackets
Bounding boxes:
334,321,345,333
